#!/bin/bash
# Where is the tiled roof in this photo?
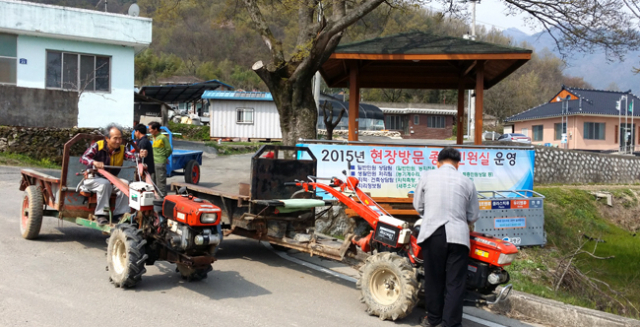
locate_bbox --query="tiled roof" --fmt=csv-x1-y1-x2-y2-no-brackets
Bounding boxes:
505,86,640,122
335,31,531,55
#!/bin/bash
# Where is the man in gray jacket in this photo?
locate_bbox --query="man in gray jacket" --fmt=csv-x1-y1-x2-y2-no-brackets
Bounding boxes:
413,147,480,327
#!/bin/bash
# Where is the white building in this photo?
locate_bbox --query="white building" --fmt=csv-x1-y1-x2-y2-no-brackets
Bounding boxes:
204,91,282,140
204,90,385,140
0,0,152,127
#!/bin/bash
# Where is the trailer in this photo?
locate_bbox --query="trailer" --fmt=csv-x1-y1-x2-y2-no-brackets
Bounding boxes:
155,126,203,185
171,145,358,261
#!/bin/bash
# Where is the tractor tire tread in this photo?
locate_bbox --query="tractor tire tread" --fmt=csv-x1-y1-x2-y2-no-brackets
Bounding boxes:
357,252,419,321
107,224,147,288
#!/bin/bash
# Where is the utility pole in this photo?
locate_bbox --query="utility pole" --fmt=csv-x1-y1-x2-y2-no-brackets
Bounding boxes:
463,0,479,142
624,94,629,154
632,97,635,154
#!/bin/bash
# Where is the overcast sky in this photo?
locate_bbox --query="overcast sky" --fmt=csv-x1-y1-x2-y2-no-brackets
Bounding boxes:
431,0,542,35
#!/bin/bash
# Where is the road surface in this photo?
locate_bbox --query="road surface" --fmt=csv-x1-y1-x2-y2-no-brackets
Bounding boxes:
0,154,539,326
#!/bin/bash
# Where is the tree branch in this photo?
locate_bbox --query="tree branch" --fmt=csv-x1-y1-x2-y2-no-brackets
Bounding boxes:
241,0,285,68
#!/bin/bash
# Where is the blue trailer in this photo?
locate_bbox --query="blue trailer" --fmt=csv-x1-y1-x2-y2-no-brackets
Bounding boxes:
161,126,203,184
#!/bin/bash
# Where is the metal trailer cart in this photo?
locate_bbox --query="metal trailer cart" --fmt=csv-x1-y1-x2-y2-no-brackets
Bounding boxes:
159,126,203,185
171,145,358,261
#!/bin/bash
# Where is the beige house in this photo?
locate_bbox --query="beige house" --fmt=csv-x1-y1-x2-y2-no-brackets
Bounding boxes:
505,86,640,153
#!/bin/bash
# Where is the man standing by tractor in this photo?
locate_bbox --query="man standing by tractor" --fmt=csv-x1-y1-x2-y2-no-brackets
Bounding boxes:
80,124,147,226
149,121,172,196
134,124,155,177
413,147,480,327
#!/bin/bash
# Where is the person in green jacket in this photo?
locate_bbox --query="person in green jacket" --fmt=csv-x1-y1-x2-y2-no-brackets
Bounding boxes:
149,121,172,196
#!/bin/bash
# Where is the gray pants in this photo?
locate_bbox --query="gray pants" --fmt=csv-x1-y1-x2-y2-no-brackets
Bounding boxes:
153,163,167,196
83,177,129,216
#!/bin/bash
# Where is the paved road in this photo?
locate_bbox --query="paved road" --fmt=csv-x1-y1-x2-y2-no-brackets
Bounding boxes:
0,154,538,326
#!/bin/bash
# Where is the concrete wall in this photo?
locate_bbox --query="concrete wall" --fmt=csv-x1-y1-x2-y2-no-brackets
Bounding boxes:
514,116,635,152
16,35,135,128
404,114,453,139
0,84,77,128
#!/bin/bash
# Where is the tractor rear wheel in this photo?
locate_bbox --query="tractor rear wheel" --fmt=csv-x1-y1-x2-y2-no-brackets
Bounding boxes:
176,263,212,281
357,252,419,321
184,160,200,184
107,224,148,288
20,186,44,240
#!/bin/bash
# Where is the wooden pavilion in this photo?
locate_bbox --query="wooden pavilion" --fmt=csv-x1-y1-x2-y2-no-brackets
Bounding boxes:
320,32,532,144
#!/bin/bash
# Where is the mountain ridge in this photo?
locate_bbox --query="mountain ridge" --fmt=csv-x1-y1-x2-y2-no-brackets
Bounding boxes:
502,28,640,93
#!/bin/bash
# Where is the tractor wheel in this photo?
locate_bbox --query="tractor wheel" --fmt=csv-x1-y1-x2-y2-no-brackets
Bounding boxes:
357,252,419,321
107,224,148,288
176,263,212,281
184,160,200,184
20,186,44,240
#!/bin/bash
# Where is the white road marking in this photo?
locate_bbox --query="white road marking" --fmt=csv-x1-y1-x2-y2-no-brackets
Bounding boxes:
266,242,510,327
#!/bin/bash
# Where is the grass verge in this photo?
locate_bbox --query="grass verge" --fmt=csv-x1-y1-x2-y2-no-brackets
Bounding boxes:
0,152,61,169
506,187,640,318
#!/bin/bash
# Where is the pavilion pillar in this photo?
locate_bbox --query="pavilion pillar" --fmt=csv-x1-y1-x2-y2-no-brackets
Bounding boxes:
474,61,485,145
348,62,360,142
457,80,465,145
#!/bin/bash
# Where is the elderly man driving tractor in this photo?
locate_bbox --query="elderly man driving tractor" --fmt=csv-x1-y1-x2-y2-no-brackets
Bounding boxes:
79,124,148,225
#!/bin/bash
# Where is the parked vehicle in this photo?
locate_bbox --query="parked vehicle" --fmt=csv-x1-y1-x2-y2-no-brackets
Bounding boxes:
158,126,203,184
483,131,501,141
498,133,531,143
18,134,221,287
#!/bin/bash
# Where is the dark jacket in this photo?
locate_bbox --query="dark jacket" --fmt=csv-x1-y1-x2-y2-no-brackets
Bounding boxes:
136,135,155,174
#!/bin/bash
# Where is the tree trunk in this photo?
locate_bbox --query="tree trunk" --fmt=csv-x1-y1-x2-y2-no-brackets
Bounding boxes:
267,75,317,146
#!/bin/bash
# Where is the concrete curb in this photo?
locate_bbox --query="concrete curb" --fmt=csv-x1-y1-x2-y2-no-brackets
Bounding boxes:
490,289,640,327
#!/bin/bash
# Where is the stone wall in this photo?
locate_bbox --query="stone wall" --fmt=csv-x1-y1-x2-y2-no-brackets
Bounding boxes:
0,126,132,165
0,85,78,128
534,146,640,184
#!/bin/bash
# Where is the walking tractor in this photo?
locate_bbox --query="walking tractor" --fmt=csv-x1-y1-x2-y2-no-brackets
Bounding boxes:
173,145,520,321
19,134,222,287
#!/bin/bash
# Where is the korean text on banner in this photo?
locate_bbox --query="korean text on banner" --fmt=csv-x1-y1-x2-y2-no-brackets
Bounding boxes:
297,144,534,198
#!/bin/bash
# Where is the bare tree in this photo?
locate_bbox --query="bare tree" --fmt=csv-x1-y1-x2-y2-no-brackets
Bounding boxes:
321,101,345,140
240,0,640,145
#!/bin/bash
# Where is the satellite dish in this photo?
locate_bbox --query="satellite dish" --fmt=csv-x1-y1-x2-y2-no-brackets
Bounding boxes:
128,3,140,17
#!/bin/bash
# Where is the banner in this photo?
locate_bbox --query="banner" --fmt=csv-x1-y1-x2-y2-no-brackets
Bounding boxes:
297,143,534,198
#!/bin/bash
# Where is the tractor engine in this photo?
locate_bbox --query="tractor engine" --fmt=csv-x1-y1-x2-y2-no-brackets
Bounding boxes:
161,194,222,253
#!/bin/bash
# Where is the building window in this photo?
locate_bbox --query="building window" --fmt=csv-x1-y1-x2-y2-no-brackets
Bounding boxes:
236,108,254,124
554,123,566,140
427,116,445,128
414,115,419,125
584,122,605,140
532,125,543,141
385,115,404,130
46,51,110,92
0,33,17,85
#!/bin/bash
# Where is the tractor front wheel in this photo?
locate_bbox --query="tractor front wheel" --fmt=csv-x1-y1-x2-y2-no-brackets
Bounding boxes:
20,186,44,240
357,252,419,321
184,160,200,184
107,224,148,288
176,263,211,281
